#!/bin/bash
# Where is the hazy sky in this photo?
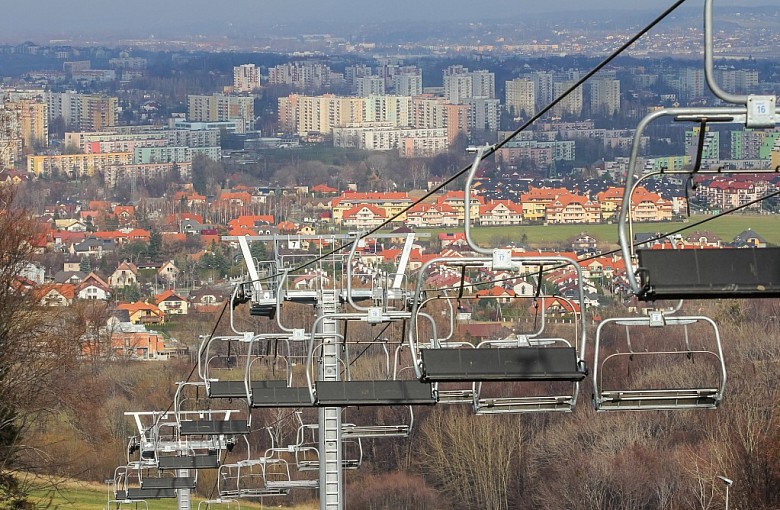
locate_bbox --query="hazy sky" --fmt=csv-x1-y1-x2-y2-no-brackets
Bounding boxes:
0,0,772,41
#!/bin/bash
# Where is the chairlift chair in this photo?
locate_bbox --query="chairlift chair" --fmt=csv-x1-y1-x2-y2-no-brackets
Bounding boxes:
592,310,726,411
243,333,316,408
408,257,588,414
615,0,780,301
292,412,363,471
174,382,250,437
304,310,436,408
197,498,241,510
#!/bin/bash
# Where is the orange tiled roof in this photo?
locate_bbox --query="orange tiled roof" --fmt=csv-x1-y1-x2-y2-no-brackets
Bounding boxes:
343,204,387,219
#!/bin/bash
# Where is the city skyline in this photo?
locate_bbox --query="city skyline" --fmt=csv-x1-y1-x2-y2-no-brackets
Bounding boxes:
0,0,773,42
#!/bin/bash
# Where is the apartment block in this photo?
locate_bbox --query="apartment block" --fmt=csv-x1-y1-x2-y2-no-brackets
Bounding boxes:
411,95,470,144
267,62,341,90
332,124,448,157
355,76,385,97
277,94,365,135
392,71,423,97
506,78,536,117
187,94,254,133
0,106,22,167
364,95,413,126
590,78,621,115
79,95,118,131
551,81,583,117
28,152,132,177
233,64,261,93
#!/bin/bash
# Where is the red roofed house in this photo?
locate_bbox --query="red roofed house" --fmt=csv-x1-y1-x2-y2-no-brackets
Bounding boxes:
331,192,413,224
520,187,569,223
173,190,207,208
533,296,581,317
631,188,673,222
595,186,625,222
475,286,517,303
312,183,338,194
109,261,139,288
116,301,165,325
478,200,524,226
36,283,76,306
76,272,111,301
435,190,483,222
406,203,459,228
545,193,602,224
342,205,387,230
154,289,189,316
125,228,151,242
113,205,136,227
104,319,167,360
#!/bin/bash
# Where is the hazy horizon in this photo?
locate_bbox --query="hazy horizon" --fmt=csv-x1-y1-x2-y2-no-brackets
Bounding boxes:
0,0,773,43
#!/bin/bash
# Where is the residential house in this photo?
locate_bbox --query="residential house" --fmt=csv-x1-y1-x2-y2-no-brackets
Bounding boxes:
63,256,82,272
734,229,767,248
512,280,535,296
406,203,460,228
520,187,569,223
52,270,87,284
298,224,317,236
330,192,413,224
312,183,338,195
173,190,207,209
630,188,673,222
116,301,165,325
292,270,332,290
439,232,470,250
545,193,602,224
478,200,523,226
54,218,87,232
124,228,151,243
71,237,116,257
113,205,136,227
534,296,581,317
110,261,139,288
570,233,599,254
435,191,483,223
104,318,167,360
76,272,111,300
342,205,387,230
685,230,722,247
157,260,179,283
475,286,517,304
20,262,45,285
189,287,229,312
154,289,188,315
277,220,299,234
36,283,75,306
595,186,625,222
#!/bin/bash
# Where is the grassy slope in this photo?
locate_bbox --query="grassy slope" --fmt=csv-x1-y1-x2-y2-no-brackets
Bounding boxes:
29,480,317,510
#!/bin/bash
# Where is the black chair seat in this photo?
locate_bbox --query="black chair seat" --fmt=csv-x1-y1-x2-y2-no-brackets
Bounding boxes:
179,420,249,436
315,380,436,406
158,453,220,470
637,247,780,300
420,347,585,382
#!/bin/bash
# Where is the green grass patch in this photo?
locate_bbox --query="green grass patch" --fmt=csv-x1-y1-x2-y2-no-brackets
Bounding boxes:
417,214,780,249
28,480,315,510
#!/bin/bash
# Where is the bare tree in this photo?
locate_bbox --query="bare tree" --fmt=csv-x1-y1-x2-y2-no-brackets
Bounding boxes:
416,406,525,510
0,186,81,505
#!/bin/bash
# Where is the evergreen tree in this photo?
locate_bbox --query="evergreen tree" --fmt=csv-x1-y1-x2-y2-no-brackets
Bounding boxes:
148,230,163,262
